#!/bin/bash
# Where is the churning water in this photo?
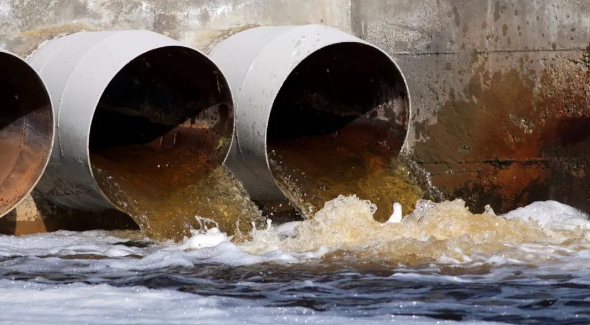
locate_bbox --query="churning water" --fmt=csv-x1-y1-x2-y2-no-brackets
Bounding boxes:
1,196,590,324
91,147,265,242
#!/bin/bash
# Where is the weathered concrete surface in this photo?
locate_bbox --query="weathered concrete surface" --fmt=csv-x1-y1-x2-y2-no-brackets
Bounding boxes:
0,0,351,56
353,0,590,213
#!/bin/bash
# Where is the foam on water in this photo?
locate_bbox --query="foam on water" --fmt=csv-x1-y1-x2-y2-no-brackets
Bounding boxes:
179,227,232,250
503,200,590,232
0,197,589,271
237,196,590,266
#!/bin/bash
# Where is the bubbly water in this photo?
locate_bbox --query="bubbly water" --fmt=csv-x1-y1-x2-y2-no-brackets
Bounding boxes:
1,197,590,324
269,134,426,223
92,148,265,242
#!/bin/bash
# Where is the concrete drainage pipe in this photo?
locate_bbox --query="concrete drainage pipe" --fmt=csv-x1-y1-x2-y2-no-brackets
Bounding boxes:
210,25,411,221
28,31,234,215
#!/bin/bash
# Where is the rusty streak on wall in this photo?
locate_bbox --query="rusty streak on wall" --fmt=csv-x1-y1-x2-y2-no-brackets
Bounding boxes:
353,0,590,213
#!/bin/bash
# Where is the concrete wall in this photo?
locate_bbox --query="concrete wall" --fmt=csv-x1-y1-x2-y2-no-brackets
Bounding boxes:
1,0,589,233
353,0,590,213
0,0,351,56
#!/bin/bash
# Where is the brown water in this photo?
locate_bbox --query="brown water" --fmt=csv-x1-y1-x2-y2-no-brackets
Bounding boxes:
268,132,429,222
241,196,569,266
91,145,265,242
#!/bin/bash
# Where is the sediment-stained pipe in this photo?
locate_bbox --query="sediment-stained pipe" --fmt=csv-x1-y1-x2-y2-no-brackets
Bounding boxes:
0,50,53,217
28,30,234,211
210,25,411,218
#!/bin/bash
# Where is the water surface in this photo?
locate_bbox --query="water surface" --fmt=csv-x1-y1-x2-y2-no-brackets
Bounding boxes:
1,197,589,324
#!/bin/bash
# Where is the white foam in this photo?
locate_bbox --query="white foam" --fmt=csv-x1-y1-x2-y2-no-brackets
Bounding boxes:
179,227,231,250
503,200,590,231
0,231,140,258
276,221,303,238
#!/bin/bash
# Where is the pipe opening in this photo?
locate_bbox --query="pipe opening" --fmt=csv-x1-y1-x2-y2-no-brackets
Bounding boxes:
0,52,53,217
267,43,418,221
89,47,234,232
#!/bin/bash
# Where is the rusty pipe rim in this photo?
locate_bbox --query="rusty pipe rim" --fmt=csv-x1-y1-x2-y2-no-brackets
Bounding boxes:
0,50,53,217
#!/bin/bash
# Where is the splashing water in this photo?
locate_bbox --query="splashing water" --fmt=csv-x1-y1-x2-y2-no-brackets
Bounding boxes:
91,146,265,242
268,133,430,222
234,196,590,267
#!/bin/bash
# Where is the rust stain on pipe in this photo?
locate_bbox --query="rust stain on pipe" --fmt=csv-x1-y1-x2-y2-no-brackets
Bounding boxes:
0,51,53,218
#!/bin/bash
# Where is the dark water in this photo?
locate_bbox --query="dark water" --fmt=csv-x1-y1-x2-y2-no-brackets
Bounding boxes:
119,265,590,324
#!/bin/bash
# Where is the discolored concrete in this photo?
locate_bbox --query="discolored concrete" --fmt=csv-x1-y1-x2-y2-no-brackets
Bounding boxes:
0,0,351,57
352,0,590,213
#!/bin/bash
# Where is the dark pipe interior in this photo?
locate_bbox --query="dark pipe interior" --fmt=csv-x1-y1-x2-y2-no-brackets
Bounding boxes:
0,52,53,216
268,43,408,145
267,43,411,221
89,47,233,208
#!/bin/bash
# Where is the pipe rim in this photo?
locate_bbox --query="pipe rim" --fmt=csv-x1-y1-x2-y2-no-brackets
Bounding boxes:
217,25,411,201
85,45,235,211
0,50,54,217
264,40,411,202
30,30,235,210
262,40,412,172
